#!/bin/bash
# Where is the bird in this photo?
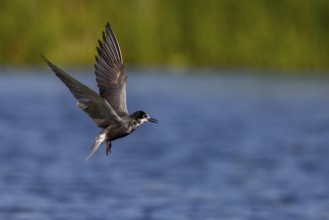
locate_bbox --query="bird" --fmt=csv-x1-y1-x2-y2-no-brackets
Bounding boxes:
41,23,158,160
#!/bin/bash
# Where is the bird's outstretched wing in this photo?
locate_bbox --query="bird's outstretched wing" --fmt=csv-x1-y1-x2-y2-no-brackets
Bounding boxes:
94,23,128,116
42,55,121,128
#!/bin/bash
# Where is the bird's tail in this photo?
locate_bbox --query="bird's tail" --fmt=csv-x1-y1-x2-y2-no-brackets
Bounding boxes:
86,133,107,161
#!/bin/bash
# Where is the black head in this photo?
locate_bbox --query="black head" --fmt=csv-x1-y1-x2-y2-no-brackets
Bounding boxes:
130,111,158,124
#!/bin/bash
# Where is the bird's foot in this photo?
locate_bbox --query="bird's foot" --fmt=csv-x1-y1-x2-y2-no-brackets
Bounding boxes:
106,141,112,155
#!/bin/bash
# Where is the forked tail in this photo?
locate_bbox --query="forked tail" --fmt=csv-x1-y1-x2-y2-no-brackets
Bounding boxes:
85,133,107,160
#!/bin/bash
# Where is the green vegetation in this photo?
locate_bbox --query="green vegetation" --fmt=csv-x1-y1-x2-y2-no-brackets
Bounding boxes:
1,0,329,71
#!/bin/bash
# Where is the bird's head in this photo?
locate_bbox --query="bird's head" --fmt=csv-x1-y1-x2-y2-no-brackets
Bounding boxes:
130,111,158,125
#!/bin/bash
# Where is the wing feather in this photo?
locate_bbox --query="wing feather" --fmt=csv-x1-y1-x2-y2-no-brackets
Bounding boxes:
41,55,120,128
94,23,128,116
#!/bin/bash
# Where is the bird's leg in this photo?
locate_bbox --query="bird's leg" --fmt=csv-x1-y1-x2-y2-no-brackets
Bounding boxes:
106,141,112,155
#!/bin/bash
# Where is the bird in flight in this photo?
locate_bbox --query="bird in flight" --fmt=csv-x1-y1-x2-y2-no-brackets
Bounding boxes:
42,23,158,160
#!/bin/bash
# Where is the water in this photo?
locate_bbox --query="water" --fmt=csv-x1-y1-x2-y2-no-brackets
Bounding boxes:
1,70,329,219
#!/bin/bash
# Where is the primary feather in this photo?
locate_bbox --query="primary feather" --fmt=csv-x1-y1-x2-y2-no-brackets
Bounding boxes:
41,55,121,128
94,23,128,116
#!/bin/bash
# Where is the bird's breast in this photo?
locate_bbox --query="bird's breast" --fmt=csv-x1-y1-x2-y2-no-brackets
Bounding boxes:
105,122,133,141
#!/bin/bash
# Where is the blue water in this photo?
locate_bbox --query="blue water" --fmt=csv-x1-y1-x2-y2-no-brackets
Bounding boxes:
1,70,329,219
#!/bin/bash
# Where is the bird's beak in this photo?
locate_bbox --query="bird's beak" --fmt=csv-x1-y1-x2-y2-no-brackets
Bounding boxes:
148,117,158,123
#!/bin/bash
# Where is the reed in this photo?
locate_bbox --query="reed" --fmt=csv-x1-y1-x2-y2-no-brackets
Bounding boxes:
1,0,329,72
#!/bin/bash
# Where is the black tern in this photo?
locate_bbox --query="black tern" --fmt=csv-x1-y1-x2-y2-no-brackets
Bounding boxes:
42,23,158,160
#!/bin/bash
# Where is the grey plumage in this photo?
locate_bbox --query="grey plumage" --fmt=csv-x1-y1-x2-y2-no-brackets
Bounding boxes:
42,23,158,160
95,23,128,116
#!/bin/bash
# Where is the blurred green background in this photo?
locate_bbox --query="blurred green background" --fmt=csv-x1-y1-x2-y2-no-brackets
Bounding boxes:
1,0,329,71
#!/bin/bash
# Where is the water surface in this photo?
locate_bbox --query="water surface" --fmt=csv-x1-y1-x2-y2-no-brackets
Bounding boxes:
1,70,329,219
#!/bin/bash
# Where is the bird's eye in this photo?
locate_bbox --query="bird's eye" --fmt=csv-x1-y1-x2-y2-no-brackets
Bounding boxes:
143,114,148,118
